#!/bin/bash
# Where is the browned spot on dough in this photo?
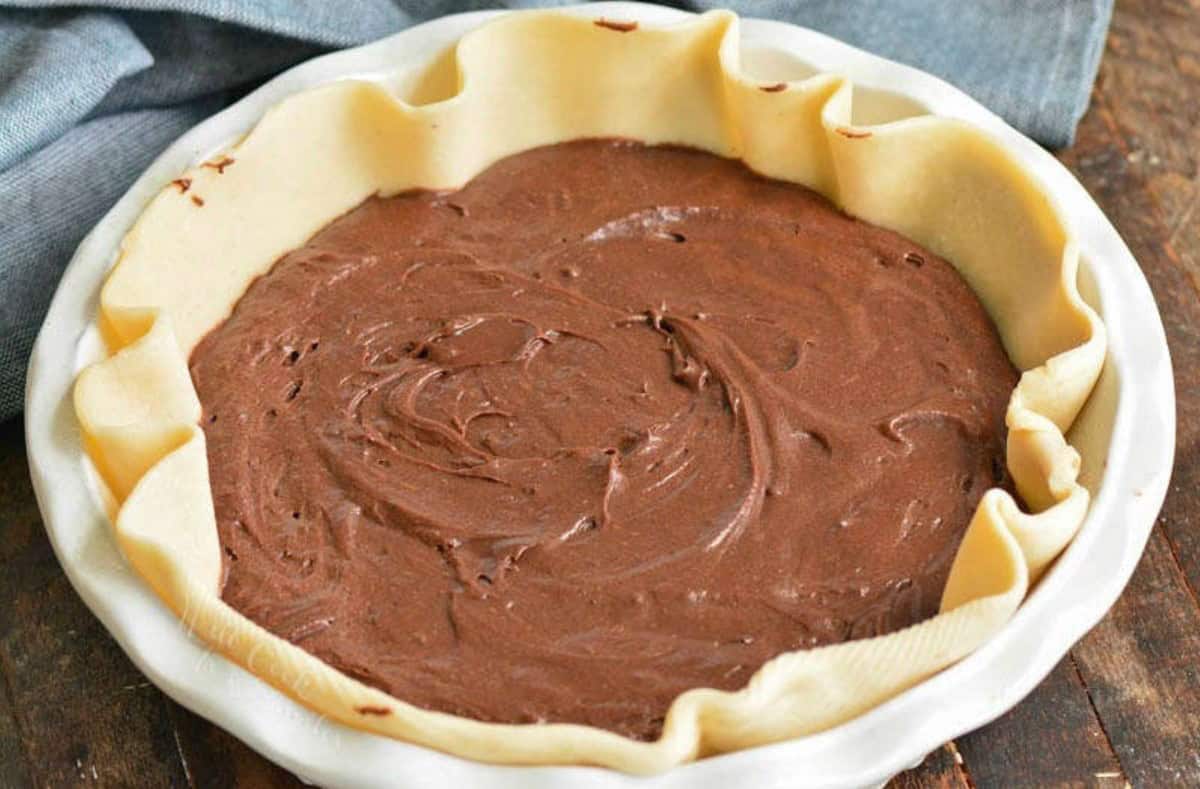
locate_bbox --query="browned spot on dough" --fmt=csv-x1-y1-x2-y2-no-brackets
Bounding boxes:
171,178,192,193
191,195,205,207
594,18,637,32
760,83,787,93
355,705,392,716
202,155,236,174
836,127,873,139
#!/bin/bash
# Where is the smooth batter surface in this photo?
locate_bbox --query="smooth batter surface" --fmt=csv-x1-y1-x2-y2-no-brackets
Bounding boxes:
191,140,1018,740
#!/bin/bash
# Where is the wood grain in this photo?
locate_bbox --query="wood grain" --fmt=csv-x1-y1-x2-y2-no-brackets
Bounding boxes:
1,0,1197,786
1051,0,1200,784
894,1,1200,783
0,421,189,787
1070,0,1200,603
0,420,35,788
1073,534,1200,786
956,658,1124,787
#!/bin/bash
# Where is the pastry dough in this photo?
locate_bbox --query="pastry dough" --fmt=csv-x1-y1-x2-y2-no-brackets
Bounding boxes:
73,10,1105,773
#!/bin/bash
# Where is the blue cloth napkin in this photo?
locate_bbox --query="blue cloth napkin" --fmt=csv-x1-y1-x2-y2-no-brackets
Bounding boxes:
0,0,1113,421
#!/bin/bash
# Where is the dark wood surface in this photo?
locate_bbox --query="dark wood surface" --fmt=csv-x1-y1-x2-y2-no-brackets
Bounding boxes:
2,0,1197,785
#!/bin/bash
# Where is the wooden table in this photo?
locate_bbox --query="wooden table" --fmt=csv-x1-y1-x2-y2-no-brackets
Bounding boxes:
2,0,1197,785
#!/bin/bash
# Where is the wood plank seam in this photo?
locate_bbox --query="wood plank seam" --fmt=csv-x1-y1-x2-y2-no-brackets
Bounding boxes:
1068,652,1130,783
1157,513,1200,616
172,717,198,788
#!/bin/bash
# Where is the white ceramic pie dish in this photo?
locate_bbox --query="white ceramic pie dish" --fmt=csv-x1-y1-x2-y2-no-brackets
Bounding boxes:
25,2,1174,787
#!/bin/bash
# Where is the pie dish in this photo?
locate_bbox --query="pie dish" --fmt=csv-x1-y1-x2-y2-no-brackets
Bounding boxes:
72,5,1103,769
27,3,1174,786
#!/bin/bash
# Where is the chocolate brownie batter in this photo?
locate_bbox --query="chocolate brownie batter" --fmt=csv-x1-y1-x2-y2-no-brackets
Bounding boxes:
191,140,1018,740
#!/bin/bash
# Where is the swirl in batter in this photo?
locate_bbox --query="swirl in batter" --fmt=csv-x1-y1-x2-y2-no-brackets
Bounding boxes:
191,140,1018,740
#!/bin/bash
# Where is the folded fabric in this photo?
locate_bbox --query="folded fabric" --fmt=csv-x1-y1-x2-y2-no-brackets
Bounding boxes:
0,0,1114,421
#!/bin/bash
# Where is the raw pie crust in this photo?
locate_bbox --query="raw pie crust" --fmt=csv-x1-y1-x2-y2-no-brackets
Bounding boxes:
74,10,1106,773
